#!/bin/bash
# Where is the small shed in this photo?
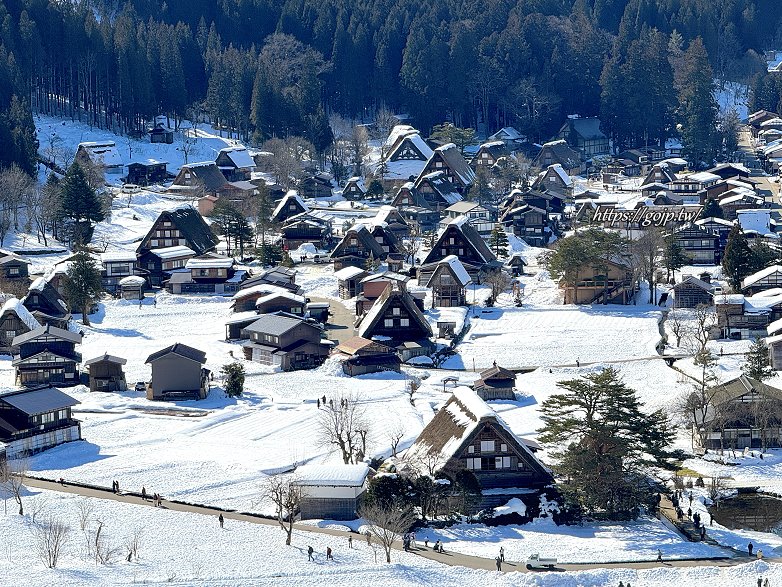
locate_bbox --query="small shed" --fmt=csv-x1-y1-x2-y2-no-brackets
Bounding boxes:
472,363,516,401
505,254,527,277
307,302,330,323
295,463,371,520
126,159,168,186
334,266,368,299
673,276,715,309
148,122,174,144
85,353,128,392
334,336,400,376
118,275,146,300
145,343,209,401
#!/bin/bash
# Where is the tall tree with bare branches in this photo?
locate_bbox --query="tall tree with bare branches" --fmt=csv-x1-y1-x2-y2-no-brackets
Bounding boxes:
359,499,416,563
262,475,304,546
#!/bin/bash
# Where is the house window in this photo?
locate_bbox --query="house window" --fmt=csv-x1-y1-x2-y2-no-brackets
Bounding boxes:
350,238,357,246
466,458,481,470
495,457,512,469
458,249,464,256
8,267,19,276
500,443,507,452
401,318,409,327
449,238,455,245
480,440,495,453
384,319,393,327
393,307,400,316
468,445,474,454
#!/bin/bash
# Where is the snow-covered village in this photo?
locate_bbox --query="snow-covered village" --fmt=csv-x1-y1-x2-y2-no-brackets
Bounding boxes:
3,2,782,586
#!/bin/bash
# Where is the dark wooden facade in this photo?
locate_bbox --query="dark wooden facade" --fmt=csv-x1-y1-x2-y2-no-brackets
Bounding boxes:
12,325,82,387
85,354,127,392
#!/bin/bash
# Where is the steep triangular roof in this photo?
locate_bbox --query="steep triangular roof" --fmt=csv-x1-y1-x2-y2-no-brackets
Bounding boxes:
145,342,206,364
423,217,497,265
424,143,476,188
173,162,230,192
22,278,70,319
421,255,471,288
138,205,219,255
404,387,550,479
357,284,433,339
331,224,387,260
271,192,308,223
0,297,40,332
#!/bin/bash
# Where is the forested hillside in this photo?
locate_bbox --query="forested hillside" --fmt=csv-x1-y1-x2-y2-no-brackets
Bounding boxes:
1,0,782,172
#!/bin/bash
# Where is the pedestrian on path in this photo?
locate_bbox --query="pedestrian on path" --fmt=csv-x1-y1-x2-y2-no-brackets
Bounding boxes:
326,547,333,560
499,546,505,562
759,578,764,587
749,542,754,556
576,358,580,367
366,531,371,545
142,486,147,500
317,398,320,409
411,532,416,549
348,535,353,548
308,546,314,561
424,538,429,549
700,526,706,540
657,549,662,562
495,556,502,571
219,513,224,528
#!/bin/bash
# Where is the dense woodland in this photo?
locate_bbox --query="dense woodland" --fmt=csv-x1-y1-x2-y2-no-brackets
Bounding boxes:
2,0,782,175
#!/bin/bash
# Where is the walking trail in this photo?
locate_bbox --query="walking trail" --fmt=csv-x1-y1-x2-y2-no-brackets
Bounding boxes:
22,476,774,574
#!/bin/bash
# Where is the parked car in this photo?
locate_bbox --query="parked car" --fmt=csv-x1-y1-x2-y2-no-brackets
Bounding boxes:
526,554,557,570
134,381,147,392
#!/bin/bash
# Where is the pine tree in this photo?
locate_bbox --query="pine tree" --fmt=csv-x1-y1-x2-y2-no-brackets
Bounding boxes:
366,180,384,200
676,38,719,166
60,162,105,245
722,224,754,290
488,226,509,258
220,362,245,397
742,338,776,381
64,252,103,326
538,367,675,519
702,197,723,219
662,234,690,281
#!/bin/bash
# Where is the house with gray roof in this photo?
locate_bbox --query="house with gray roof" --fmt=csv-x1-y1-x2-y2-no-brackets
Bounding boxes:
241,313,330,371
84,353,127,392
12,325,82,387
0,386,82,457
417,143,476,194
534,139,584,174
422,216,498,281
556,116,609,158
145,343,209,400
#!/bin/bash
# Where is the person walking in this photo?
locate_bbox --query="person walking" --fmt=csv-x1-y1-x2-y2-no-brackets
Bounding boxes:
748,542,754,557
499,546,505,562
142,486,147,500
326,547,333,560
218,513,224,528
434,540,441,553
308,546,314,561
495,556,502,571
657,549,662,562
424,538,429,549
366,531,371,545
348,535,353,549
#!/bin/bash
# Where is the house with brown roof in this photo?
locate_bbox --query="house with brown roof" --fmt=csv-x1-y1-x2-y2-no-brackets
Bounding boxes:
330,224,388,270
417,143,476,194
357,283,432,345
470,141,509,169
334,336,401,376
472,363,516,401
342,177,368,200
271,193,308,224
84,353,127,392
533,139,584,174
402,387,551,508
531,164,573,199
419,255,471,308
381,125,434,186
0,297,40,355
21,278,71,329
556,116,609,158
421,216,498,281
12,325,82,387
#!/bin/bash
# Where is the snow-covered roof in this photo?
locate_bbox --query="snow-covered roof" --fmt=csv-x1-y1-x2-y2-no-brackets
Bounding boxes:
742,265,782,289
185,256,234,269
334,266,367,280
695,217,734,227
688,171,720,184
231,283,288,300
218,146,255,169
424,255,471,288
149,245,196,260
100,251,137,263
118,275,146,286
0,297,40,331
294,463,370,487
272,192,308,219
768,317,782,336
489,127,523,141
29,277,47,292
255,291,306,307
78,141,123,168
549,163,573,187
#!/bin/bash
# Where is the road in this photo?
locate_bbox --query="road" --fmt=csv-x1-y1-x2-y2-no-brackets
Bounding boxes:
308,295,356,344
22,476,771,574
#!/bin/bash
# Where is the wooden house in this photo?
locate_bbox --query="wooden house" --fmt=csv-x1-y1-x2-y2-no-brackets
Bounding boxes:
126,159,168,186
167,161,232,197
531,164,573,199
399,206,440,234
749,110,780,137
695,217,734,250
241,314,330,371
672,224,720,265
696,376,782,449
165,254,245,295
417,143,476,194
215,146,254,182
0,297,40,355
488,127,525,149
100,251,139,294
75,141,123,172
84,353,127,392
719,189,765,220
22,278,71,329
372,206,410,239
559,256,635,305
330,224,388,270
0,387,81,458
707,162,750,181
271,193,308,224
138,206,219,258
391,182,427,208
12,325,82,387
139,246,196,287
470,141,508,169
743,266,782,295
299,172,333,199
421,217,498,281
382,125,434,185
334,336,401,376
403,387,551,508
145,343,209,400
232,284,294,313
147,122,174,144
472,363,516,401
673,276,715,309
499,199,549,247
442,201,494,236
295,464,370,520
533,139,583,174
281,213,333,251
716,292,782,339
255,291,306,316
343,177,368,200
357,283,432,344
0,252,30,281
334,266,368,299
118,276,146,300
641,163,677,187
505,253,527,277
356,271,411,315
556,116,609,158
412,171,463,211
420,255,471,308
239,267,300,295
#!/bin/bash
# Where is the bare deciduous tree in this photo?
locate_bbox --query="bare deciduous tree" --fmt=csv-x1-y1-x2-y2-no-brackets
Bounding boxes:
85,519,122,565
667,308,688,348
32,517,70,569
0,166,35,245
317,393,370,464
262,475,304,546
483,270,511,302
386,420,406,458
359,499,416,563
0,458,28,515
76,498,95,531
124,526,144,562
677,350,720,448
686,304,717,359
